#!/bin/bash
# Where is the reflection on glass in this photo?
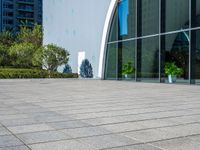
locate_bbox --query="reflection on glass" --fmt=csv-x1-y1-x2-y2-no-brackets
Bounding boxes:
108,0,136,42
192,0,200,27
108,9,118,42
162,32,189,83
118,0,129,36
121,41,136,80
163,0,189,32
105,41,136,80
105,44,117,79
191,30,200,83
139,36,159,81
141,0,159,36
197,0,200,27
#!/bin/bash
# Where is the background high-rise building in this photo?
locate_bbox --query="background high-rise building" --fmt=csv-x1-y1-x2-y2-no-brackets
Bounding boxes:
0,0,42,32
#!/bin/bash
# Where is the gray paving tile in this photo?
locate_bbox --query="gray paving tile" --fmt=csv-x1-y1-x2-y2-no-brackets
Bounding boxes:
0,135,23,148
0,114,28,121
62,126,111,138
17,130,71,144
48,120,90,130
29,139,96,150
0,145,30,150
101,122,147,133
188,135,200,143
79,134,140,149
7,124,54,134
123,123,200,143
107,144,161,150
0,127,11,136
122,128,170,143
151,137,200,150
1,118,38,127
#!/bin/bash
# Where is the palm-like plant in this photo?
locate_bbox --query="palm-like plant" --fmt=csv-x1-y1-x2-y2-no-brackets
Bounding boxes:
122,62,135,77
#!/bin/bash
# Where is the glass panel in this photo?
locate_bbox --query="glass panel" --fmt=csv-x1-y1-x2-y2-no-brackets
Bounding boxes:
197,0,200,27
163,0,189,32
108,9,118,42
162,32,189,83
120,40,136,80
192,0,200,27
119,0,136,40
139,36,159,81
105,40,136,80
191,30,200,84
105,43,117,79
141,0,159,36
108,0,136,42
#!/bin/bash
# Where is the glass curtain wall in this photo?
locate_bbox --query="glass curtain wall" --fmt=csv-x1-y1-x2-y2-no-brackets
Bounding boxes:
105,0,136,80
105,0,200,84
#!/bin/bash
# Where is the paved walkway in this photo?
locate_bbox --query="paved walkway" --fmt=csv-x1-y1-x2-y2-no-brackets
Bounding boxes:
0,79,200,150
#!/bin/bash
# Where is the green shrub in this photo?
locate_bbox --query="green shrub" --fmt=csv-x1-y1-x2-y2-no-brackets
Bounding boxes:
165,62,184,77
9,43,37,68
0,68,78,79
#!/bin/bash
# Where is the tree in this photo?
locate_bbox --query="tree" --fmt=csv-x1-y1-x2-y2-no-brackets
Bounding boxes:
9,43,36,68
80,59,93,78
17,24,43,47
34,44,69,71
63,64,72,73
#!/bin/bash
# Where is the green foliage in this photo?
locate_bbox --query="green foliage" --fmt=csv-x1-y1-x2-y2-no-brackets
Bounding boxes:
0,31,15,47
165,62,184,77
17,24,43,46
122,62,135,75
40,44,70,71
0,24,43,68
0,24,70,72
0,68,78,79
9,43,37,68
63,64,72,73
0,44,11,66
80,59,93,78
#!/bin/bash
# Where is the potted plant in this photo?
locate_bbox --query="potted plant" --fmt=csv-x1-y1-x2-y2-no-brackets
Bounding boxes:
165,62,183,83
122,62,135,79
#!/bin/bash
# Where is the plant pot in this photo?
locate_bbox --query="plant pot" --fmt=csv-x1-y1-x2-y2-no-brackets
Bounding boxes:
168,75,177,83
124,74,131,79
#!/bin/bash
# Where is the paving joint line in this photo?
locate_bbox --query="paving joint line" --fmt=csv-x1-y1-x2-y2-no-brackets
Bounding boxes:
0,123,32,150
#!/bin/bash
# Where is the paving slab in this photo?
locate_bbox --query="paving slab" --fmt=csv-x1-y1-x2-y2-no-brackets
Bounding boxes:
0,127,11,136
29,139,96,150
7,124,54,134
79,134,140,149
0,135,24,148
48,120,90,130
106,144,161,150
0,79,200,150
151,137,200,150
62,126,112,138
17,130,71,144
0,145,30,150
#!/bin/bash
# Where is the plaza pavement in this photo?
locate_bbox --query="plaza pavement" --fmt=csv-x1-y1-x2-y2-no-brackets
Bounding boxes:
0,79,200,150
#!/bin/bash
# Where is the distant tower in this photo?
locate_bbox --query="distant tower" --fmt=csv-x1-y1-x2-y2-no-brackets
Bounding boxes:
0,0,42,33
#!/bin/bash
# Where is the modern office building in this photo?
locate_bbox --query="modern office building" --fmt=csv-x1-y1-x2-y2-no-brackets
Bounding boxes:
0,0,42,32
43,0,200,84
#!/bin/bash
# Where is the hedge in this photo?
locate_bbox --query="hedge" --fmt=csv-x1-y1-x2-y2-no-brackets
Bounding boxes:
0,68,78,79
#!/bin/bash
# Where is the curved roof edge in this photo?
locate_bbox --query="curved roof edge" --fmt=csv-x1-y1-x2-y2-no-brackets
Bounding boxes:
98,0,118,78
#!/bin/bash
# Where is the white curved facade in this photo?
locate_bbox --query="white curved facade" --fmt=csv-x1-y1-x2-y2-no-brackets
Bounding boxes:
43,0,116,78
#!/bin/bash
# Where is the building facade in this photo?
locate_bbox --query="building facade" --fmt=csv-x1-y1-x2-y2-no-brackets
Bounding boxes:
43,0,200,84
0,0,42,32
104,0,200,84
43,0,112,77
